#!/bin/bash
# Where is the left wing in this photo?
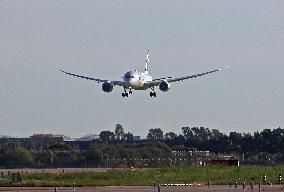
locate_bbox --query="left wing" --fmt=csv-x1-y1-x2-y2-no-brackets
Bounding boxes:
60,70,125,86
146,67,227,86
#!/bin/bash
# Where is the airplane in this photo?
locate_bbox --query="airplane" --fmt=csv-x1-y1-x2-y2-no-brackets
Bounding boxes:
60,50,227,97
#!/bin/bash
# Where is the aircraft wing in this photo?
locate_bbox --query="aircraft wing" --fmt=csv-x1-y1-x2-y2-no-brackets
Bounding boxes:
146,67,227,86
60,70,125,86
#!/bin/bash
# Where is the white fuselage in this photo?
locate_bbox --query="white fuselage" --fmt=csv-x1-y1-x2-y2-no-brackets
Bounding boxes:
123,70,152,90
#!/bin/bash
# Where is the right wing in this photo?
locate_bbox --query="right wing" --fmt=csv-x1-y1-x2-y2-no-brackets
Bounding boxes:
166,68,222,83
146,66,227,87
60,70,125,86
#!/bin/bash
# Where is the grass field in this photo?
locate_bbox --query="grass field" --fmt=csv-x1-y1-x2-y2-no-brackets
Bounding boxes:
0,165,283,187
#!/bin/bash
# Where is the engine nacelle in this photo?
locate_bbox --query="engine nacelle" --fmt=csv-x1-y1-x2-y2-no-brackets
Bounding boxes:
159,80,170,92
102,82,113,93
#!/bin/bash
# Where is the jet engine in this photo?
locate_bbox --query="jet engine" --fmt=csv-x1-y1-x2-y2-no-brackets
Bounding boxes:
102,82,113,93
159,80,170,92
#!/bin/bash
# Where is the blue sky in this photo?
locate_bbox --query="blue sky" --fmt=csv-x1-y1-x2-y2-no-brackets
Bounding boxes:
0,0,283,137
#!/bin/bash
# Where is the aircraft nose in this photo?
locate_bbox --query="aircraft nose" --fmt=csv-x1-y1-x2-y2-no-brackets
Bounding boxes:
128,79,134,84
123,77,132,86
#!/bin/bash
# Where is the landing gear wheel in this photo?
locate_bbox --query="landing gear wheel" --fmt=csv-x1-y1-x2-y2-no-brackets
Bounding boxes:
122,93,129,97
150,92,156,97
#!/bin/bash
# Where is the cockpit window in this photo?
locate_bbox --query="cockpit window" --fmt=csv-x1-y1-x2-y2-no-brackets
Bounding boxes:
125,75,135,78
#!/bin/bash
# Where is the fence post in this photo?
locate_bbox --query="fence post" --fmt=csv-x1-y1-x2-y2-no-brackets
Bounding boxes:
11,173,15,183
262,174,266,183
207,180,211,188
154,183,160,192
17,172,22,184
278,174,282,184
250,182,253,191
258,181,261,192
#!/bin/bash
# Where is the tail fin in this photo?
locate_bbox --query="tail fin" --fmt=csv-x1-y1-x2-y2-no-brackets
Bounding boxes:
145,49,150,74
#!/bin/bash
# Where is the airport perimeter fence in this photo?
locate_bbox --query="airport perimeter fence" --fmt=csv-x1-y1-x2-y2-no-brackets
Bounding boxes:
0,169,283,191
155,181,284,192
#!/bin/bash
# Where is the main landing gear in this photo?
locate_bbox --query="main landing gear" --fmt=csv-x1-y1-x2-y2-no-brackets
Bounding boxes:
150,86,156,97
121,87,157,98
122,92,128,97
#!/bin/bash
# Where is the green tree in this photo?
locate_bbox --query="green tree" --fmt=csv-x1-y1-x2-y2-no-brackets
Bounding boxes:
84,145,104,165
99,131,115,143
124,132,134,143
147,128,163,140
182,127,193,140
114,124,125,140
164,132,177,140
37,150,55,166
0,148,34,167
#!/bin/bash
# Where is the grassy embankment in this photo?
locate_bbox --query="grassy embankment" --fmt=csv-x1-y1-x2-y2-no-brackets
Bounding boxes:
0,165,283,187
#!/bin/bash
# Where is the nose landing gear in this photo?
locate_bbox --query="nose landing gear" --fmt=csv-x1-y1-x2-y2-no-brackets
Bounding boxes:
122,87,131,97
149,86,156,97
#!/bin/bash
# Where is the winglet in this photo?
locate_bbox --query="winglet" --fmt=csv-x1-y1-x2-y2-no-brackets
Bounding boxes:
219,65,229,71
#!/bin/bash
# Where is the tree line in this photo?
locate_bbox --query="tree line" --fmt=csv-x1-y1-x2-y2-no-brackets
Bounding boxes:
101,125,284,155
0,124,284,168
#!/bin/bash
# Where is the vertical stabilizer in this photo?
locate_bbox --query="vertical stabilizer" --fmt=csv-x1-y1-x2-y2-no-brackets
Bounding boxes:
145,49,150,74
